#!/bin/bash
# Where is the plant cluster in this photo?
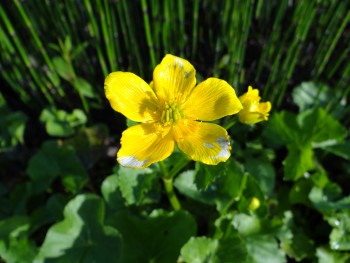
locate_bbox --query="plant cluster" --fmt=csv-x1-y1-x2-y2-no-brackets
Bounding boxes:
1,1,350,263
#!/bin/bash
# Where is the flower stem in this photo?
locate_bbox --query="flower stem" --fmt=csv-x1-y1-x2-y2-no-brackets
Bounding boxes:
223,115,238,130
162,177,181,211
159,161,181,211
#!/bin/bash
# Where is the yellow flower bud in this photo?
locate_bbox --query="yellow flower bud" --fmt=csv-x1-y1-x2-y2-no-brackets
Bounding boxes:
238,86,271,125
248,197,261,211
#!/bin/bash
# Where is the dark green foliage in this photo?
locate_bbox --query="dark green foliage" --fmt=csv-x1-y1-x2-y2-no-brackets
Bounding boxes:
1,1,350,262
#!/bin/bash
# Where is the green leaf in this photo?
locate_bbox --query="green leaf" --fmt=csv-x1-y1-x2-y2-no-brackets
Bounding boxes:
71,42,88,60
180,237,218,263
0,216,38,263
238,175,267,217
73,78,95,98
174,159,246,212
292,82,331,111
52,57,73,80
309,186,350,213
109,210,196,263
283,144,314,180
266,108,346,148
213,216,249,263
174,170,216,205
34,194,122,263
245,235,286,263
46,121,74,137
280,222,315,262
316,247,350,263
40,108,87,137
265,109,346,180
215,215,284,263
245,158,276,196
214,233,247,263
263,111,300,147
26,141,88,193
45,193,70,221
297,108,346,147
289,179,313,206
101,175,125,211
64,124,109,169
233,213,262,236
8,182,33,215
0,110,28,147
117,166,160,205
323,141,350,160
292,82,346,118
63,36,72,53
327,213,350,251
195,161,231,190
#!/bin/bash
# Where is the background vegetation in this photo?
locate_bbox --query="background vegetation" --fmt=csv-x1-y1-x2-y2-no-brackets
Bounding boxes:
0,0,349,262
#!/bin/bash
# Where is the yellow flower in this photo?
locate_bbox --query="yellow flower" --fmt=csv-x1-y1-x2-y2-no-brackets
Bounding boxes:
238,86,271,125
104,54,243,168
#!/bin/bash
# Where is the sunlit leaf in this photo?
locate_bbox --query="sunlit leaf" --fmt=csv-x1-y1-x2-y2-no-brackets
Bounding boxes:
245,235,286,263
0,110,27,147
40,108,87,137
117,166,160,205
283,144,314,180
0,216,38,263
101,174,125,211
174,159,246,212
297,108,346,147
180,237,217,263
316,247,350,263
323,141,350,160
327,213,350,251
34,194,122,263
292,82,346,118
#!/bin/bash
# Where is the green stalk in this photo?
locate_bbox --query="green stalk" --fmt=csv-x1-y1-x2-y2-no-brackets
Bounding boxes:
84,0,108,77
162,0,171,53
121,0,143,75
315,7,350,77
177,0,185,56
191,0,199,58
141,0,156,68
14,0,64,97
159,161,181,211
162,178,181,211
0,5,52,106
151,0,161,62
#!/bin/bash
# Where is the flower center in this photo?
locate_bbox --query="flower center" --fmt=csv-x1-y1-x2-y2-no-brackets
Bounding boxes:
161,102,184,125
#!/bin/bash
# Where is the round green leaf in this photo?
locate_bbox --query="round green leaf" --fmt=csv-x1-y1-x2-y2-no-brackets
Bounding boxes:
34,194,122,263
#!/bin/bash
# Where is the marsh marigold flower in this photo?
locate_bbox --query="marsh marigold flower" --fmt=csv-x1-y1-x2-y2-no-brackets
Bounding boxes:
238,86,271,125
104,54,243,168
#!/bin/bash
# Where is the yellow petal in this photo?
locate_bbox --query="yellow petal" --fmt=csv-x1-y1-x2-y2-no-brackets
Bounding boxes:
238,111,264,124
173,120,231,165
239,86,260,103
117,123,175,168
183,78,243,121
238,86,271,124
153,54,196,104
105,72,160,122
259,101,272,115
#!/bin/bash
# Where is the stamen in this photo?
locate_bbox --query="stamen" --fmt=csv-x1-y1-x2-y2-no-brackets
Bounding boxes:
161,102,184,125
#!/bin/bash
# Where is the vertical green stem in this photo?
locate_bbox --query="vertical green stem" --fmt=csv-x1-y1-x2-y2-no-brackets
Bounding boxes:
162,178,181,211
159,161,181,211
